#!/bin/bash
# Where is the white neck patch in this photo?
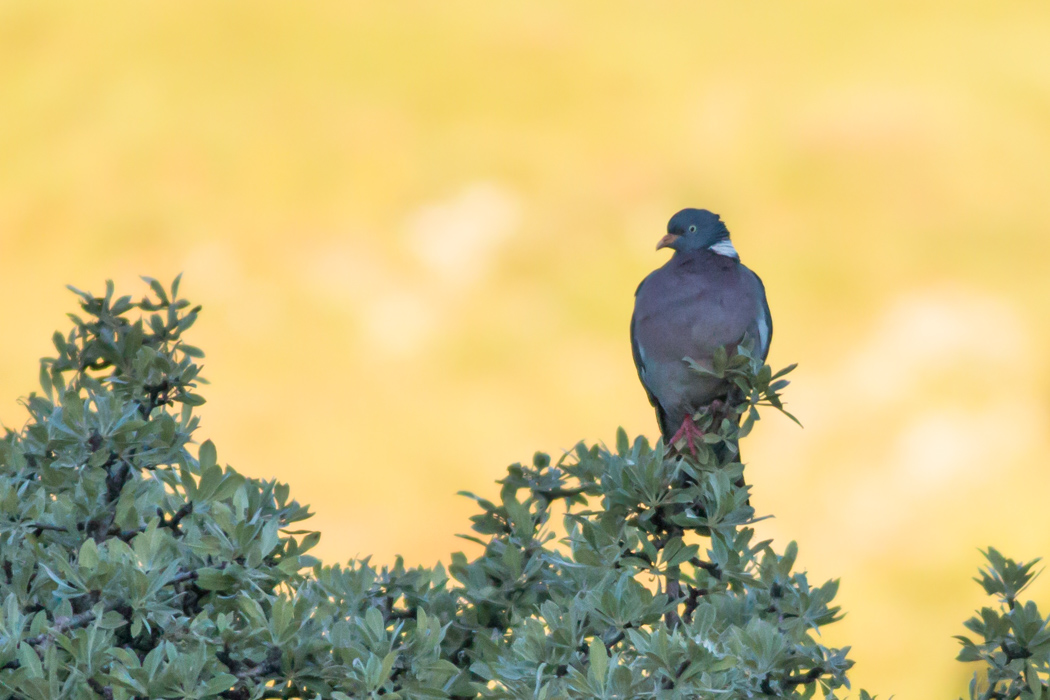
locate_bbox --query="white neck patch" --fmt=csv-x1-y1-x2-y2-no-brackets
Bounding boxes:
708,239,739,259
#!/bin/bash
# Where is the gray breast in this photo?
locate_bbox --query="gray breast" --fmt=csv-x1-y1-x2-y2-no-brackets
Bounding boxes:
632,249,770,434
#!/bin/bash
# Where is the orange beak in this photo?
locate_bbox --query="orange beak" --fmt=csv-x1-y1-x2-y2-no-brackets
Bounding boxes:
657,233,679,250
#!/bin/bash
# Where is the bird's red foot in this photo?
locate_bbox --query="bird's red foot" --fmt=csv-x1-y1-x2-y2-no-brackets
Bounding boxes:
669,416,705,455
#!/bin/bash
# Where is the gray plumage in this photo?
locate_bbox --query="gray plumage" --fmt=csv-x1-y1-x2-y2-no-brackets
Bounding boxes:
631,209,772,440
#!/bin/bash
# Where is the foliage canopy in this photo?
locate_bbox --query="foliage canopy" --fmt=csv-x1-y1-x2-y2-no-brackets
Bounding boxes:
0,278,1027,699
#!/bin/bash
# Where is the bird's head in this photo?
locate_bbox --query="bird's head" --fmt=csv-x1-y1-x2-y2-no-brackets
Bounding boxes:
657,208,738,259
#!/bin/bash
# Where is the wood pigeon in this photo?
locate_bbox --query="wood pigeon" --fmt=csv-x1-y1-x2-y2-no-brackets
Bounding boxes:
631,208,772,452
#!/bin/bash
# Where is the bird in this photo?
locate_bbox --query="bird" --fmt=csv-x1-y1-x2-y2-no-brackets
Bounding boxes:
630,208,772,454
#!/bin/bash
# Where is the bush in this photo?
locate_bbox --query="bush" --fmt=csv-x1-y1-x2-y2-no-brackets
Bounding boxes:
956,549,1050,700
0,278,860,699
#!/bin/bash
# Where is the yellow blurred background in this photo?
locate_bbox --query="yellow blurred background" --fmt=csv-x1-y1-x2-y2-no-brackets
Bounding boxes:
2,1,1049,696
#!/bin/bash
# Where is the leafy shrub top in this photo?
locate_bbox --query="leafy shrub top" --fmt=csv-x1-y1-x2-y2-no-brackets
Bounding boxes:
0,279,854,699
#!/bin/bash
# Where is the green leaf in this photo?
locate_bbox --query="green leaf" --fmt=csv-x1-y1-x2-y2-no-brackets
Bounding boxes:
380,651,398,686
1027,661,1043,698
667,543,700,568
17,643,43,678
198,440,217,472
299,531,321,553
196,568,236,591
179,344,205,358
588,637,608,692
38,362,53,400
142,276,170,305
202,673,238,695
78,539,99,570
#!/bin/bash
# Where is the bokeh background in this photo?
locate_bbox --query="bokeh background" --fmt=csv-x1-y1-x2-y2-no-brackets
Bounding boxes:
2,2,1049,696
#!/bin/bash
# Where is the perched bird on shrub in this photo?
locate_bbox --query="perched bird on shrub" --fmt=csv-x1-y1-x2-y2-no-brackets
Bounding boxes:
630,208,772,453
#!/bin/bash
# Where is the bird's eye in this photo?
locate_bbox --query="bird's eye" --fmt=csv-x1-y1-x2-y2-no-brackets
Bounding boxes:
688,225,697,233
